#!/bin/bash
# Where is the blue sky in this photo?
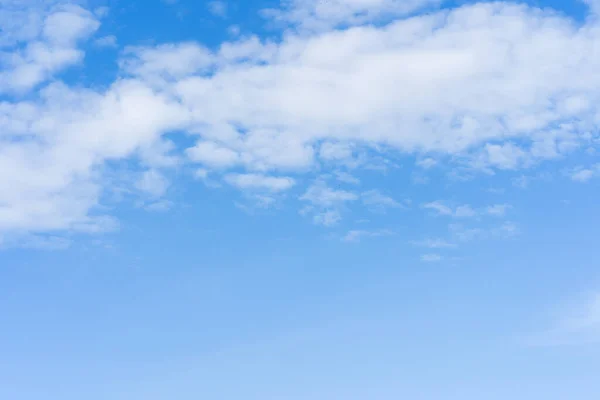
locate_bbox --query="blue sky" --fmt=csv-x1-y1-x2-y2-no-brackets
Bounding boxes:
1,0,600,398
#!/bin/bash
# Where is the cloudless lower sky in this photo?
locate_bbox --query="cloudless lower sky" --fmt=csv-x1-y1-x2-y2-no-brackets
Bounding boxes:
1,0,600,399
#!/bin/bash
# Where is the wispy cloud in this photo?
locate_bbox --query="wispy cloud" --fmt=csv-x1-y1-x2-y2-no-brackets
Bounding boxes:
423,201,476,218
94,35,117,48
208,1,227,18
361,190,407,211
342,229,394,242
486,204,511,217
424,201,512,218
410,238,457,249
416,158,437,169
528,291,600,346
225,173,296,192
421,254,442,263
568,164,600,183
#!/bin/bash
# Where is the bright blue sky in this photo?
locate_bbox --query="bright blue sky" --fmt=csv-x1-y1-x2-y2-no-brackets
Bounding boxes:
1,0,600,399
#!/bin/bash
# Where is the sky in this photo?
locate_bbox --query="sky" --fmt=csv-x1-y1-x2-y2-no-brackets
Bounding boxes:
1,0,600,398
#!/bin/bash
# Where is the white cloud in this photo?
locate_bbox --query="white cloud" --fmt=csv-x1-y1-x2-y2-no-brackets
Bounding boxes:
512,175,530,189
531,291,600,346
494,221,519,238
416,157,437,169
144,200,174,212
486,204,511,217
424,202,511,218
194,168,209,180
342,229,393,242
224,173,296,192
454,205,477,218
301,180,357,207
208,1,227,18
0,4,100,93
301,181,357,225
121,42,214,81
571,168,595,182
449,224,486,242
94,7,110,18
334,171,360,184
361,189,405,210
4,0,600,240
569,164,600,182
319,141,356,165
423,201,453,216
265,0,442,31
312,209,341,226
228,25,241,36
135,170,170,198
0,233,71,250
186,141,240,169
410,238,456,248
423,201,476,218
476,143,530,170
94,35,117,48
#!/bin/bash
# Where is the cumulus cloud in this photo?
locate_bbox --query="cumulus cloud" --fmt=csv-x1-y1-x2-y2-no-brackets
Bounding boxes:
0,3,100,93
3,0,600,241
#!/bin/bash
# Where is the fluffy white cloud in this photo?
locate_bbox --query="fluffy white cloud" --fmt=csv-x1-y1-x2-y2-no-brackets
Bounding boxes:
148,2,600,177
0,78,188,236
3,0,600,241
0,3,100,93
186,141,240,168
